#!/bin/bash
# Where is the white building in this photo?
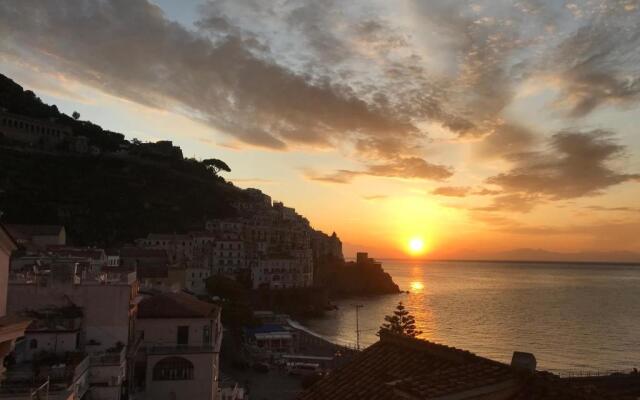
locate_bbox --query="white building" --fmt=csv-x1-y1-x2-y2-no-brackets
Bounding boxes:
0,224,30,383
136,234,193,264
135,292,222,400
7,266,139,400
252,251,313,289
185,266,211,295
211,238,246,276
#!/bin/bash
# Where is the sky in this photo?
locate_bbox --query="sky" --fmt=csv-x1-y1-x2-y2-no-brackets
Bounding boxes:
1,0,639,259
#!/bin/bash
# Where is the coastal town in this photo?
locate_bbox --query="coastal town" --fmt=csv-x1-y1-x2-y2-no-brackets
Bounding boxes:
1,74,639,400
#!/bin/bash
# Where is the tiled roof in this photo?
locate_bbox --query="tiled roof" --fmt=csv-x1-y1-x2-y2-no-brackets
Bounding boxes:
298,333,609,400
510,373,614,400
138,292,219,319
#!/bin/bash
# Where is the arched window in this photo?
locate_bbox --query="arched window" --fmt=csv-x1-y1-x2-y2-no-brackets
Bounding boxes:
30,339,38,349
152,357,194,381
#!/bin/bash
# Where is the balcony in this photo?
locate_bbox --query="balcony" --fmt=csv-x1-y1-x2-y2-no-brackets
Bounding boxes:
0,353,89,399
90,347,126,366
144,344,218,355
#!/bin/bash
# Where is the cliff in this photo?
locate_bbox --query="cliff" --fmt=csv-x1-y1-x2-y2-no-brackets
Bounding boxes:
319,257,401,297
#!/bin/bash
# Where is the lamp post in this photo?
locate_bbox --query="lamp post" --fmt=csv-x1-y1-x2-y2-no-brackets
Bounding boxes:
354,304,363,351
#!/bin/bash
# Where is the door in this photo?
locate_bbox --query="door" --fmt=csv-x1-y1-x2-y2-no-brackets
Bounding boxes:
177,326,189,346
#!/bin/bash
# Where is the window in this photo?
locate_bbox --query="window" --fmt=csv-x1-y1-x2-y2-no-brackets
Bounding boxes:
203,325,211,344
30,339,38,349
152,357,194,381
177,326,189,346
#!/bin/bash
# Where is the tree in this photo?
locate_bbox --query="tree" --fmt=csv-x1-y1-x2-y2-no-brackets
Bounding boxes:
72,111,80,120
202,158,231,175
379,301,422,338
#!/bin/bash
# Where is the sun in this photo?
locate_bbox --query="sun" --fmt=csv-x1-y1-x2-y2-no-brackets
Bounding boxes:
408,237,426,255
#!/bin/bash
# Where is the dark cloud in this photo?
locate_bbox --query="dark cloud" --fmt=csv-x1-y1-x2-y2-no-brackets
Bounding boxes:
474,193,542,213
305,157,453,184
367,157,453,180
2,0,639,194
475,123,538,160
0,0,421,153
473,187,503,196
545,20,640,117
432,186,471,197
303,169,360,184
487,129,640,199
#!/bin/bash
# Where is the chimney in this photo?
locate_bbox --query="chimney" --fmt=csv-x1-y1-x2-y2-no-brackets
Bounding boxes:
511,351,537,373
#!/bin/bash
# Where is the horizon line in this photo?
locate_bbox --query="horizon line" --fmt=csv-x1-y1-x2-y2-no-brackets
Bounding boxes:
345,257,640,266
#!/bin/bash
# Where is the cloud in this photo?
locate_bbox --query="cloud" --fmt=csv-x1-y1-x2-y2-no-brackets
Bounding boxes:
496,220,640,248
432,186,471,197
2,0,640,193
304,169,360,184
473,187,502,196
541,12,640,117
585,205,640,213
366,157,453,180
474,193,542,213
362,194,388,201
0,0,421,152
487,129,640,199
475,123,538,160
305,156,453,184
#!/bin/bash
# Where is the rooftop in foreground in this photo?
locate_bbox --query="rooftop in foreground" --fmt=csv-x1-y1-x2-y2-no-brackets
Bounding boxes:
298,332,635,400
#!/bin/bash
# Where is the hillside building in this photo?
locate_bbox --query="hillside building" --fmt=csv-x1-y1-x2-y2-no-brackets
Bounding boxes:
135,292,222,400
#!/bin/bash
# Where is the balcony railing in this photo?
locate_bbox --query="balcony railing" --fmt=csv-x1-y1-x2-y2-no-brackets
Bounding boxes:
90,347,126,366
144,344,217,355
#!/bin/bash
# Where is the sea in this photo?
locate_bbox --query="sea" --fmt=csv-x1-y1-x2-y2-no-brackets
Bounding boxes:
301,259,640,375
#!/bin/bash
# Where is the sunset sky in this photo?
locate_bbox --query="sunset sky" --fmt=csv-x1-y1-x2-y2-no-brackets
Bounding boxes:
1,0,639,259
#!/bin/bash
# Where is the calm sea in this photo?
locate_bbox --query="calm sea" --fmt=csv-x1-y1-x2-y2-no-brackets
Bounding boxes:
302,259,640,374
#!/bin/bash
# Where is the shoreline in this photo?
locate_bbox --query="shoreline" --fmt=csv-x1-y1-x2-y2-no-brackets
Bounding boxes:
287,319,359,351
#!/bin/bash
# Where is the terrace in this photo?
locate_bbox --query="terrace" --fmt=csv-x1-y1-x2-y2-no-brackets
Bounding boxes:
0,352,89,400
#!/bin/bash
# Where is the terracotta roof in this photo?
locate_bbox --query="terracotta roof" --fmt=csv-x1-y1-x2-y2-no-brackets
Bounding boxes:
137,292,219,319
298,333,608,400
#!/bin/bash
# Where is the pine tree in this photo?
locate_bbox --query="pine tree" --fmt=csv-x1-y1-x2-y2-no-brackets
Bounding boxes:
379,302,422,338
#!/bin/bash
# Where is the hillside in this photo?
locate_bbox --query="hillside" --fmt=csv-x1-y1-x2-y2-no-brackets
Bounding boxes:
0,73,242,246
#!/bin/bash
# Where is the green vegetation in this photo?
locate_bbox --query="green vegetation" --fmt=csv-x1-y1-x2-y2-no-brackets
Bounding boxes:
379,302,422,338
206,275,256,331
0,73,243,246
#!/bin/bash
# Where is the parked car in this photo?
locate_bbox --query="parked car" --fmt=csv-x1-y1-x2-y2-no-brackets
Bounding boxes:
287,362,320,376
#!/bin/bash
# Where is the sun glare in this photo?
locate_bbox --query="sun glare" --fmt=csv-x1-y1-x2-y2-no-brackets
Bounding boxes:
408,237,425,255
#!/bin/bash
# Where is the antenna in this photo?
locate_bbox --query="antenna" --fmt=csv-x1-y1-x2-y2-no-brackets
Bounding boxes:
354,304,363,350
